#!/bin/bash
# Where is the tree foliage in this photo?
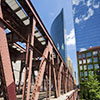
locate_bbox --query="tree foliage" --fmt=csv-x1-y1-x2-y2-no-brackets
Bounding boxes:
86,73,100,100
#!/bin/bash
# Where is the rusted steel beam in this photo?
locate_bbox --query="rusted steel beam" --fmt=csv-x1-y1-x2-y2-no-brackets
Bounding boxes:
0,18,49,64
26,18,36,100
13,43,26,52
58,62,63,96
2,0,73,79
49,60,51,99
3,1,26,28
0,0,16,99
63,69,67,93
48,44,53,99
52,58,58,98
65,69,68,93
46,65,49,99
31,42,50,100
22,34,30,100
18,0,67,69
18,61,24,93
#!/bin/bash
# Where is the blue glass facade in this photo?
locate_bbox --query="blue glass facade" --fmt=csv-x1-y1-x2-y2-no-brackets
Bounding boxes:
50,9,65,61
72,0,100,51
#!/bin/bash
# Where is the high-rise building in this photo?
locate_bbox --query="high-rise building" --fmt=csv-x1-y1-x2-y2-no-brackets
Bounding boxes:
77,47,100,82
72,0,100,51
66,56,73,74
50,9,66,61
77,47,100,98
72,0,100,99
66,57,76,85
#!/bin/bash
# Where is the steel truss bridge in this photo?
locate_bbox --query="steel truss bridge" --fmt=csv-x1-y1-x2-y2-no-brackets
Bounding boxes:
0,0,78,100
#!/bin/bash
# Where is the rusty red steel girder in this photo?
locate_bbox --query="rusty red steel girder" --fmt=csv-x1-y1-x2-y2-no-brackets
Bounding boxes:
0,0,77,100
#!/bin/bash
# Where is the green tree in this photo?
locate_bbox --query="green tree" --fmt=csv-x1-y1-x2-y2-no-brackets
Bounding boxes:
86,73,100,100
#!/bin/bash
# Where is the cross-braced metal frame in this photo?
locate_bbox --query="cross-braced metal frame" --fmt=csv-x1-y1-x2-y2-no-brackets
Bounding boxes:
0,0,77,100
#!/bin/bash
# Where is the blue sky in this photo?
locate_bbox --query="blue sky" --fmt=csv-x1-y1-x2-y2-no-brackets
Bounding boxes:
31,0,78,83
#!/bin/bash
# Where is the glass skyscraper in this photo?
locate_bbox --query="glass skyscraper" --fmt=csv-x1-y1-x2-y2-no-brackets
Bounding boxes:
72,0,100,51
72,0,100,99
50,9,66,61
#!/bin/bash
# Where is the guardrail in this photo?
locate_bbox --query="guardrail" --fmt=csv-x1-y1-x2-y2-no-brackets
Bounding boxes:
66,89,78,100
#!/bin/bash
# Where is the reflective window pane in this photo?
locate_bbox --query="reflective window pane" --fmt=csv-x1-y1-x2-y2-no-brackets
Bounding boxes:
80,65,83,70
88,64,93,70
83,53,85,58
79,60,82,64
84,65,87,70
87,52,91,57
83,59,86,64
80,72,83,76
95,64,99,69
93,51,98,56
85,78,88,80
87,58,92,63
81,78,84,81
89,71,94,75
94,57,98,62
85,72,87,76
79,54,81,59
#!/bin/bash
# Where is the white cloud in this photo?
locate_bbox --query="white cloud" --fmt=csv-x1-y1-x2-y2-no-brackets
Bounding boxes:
72,8,76,15
87,0,92,7
72,0,85,6
73,1,100,24
80,48,86,52
75,8,94,23
75,17,81,23
93,2,100,9
65,28,76,46
83,8,94,21
72,0,80,6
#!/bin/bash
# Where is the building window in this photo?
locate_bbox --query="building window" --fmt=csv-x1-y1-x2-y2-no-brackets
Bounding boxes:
83,59,86,64
85,78,88,80
96,70,100,75
93,51,98,56
88,64,93,70
85,72,87,76
87,52,91,57
94,57,98,62
79,54,81,59
87,58,92,63
95,64,99,69
84,65,87,70
80,65,83,70
81,78,84,81
83,53,85,58
79,60,82,64
80,72,83,76
89,71,94,76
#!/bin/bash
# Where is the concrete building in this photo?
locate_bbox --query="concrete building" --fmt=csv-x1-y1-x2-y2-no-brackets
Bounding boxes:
77,47,100,82
66,57,76,85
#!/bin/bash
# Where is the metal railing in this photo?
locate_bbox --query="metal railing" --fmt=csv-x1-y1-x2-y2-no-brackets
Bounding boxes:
66,89,78,100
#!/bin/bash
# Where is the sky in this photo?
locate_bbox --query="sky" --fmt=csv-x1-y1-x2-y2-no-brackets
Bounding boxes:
31,0,78,84
73,0,100,51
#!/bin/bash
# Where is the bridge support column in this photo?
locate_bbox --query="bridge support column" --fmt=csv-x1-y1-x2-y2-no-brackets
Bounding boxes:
26,17,36,100
22,34,30,100
58,62,63,96
0,0,16,99
31,42,52,100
